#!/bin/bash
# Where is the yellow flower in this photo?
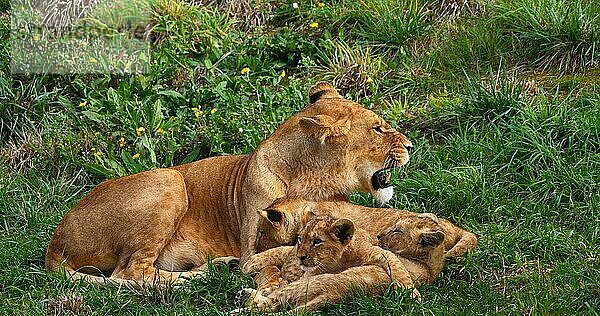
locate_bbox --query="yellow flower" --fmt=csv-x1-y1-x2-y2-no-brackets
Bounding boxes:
32,35,40,41
210,108,218,114
79,100,87,108
366,77,373,84
90,147,96,152
81,41,88,47
309,22,319,28
241,67,250,75
317,2,325,7
280,70,286,78
94,151,103,157
88,58,98,63
119,137,126,147
192,107,203,118
157,128,167,135
132,153,140,159
136,127,146,136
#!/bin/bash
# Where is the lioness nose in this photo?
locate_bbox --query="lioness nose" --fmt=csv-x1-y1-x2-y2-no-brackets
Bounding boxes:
298,255,307,262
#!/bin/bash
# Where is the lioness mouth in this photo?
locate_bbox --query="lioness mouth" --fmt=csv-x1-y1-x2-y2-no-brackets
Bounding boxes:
371,169,393,190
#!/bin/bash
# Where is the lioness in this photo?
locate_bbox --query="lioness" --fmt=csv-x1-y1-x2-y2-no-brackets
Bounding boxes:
236,214,418,312
45,82,413,285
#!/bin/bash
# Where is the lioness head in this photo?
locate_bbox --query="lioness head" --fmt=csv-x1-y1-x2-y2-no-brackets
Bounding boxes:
377,213,445,260
295,214,355,273
265,82,412,205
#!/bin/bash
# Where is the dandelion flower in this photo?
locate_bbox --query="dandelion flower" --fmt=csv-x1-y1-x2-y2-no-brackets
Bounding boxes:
132,153,140,159
309,22,319,28
318,2,325,7
157,128,167,135
119,137,126,147
366,77,373,84
79,100,87,108
32,35,40,41
241,67,250,75
90,147,96,152
94,151,103,157
88,58,98,63
136,127,146,136
192,107,203,118
280,70,286,78
210,108,218,114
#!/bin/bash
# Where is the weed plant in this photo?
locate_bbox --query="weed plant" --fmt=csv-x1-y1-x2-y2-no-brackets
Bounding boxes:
1,0,599,315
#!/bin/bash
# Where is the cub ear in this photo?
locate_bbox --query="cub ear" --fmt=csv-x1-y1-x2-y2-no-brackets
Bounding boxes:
299,115,350,143
331,218,355,245
420,230,445,248
418,212,440,224
309,82,341,104
258,208,286,227
300,210,318,226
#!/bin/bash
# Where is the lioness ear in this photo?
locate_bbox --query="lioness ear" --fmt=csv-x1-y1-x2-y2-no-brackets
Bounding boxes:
309,82,342,104
258,208,286,227
331,219,355,245
420,231,445,248
299,115,350,143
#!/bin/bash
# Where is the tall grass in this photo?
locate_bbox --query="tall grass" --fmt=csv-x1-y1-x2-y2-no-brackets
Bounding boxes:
353,0,431,45
494,0,600,72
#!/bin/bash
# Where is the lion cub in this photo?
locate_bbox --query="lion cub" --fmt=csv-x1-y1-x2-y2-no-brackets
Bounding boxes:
238,214,418,311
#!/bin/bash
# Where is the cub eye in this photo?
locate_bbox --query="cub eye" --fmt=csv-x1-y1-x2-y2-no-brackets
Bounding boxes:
312,238,323,246
297,236,302,244
392,227,403,234
373,126,384,135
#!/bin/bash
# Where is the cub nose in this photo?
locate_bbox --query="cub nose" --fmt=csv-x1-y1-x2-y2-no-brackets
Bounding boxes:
298,255,307,262
377,233,383,240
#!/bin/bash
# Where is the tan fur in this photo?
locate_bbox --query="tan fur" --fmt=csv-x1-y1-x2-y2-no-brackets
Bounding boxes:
238,215,418,312
45,82,413,285
238,265,394,312
240,199,477,311
376,214,446,285
257,199,477,260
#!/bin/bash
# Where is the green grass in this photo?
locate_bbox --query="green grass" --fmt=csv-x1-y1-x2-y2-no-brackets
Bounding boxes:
1,0,600,315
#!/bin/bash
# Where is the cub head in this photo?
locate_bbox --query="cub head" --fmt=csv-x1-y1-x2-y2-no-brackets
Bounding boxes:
270,82,412,205
377,213,445,260
255,198,322,252
295,215,355,273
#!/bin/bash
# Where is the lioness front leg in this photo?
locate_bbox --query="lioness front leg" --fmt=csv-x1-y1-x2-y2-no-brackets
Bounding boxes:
242,246,294,273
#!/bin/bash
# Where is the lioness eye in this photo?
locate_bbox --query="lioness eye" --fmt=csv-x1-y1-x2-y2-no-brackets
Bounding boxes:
312,238,323,246
393,227,403,234
373,126,384,135
297,236,302,244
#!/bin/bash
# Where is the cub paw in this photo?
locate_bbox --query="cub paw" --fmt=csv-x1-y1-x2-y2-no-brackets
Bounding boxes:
234,288,256,308
214,256,241,270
